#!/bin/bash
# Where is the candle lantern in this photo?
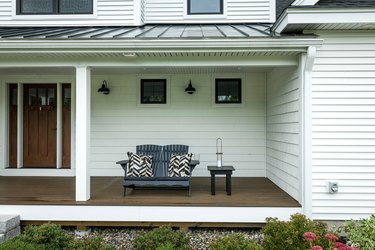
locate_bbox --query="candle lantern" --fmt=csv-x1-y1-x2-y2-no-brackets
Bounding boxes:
216,138,223,167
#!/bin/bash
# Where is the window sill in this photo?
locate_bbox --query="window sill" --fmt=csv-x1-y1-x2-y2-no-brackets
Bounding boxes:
13,14,96,20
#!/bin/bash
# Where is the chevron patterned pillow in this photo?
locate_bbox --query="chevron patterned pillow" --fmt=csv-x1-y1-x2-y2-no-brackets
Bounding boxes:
127,152,153,177
168,153,192,177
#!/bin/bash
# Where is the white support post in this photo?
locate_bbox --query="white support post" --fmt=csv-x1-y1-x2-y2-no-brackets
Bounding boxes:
57,83,62,169
75,66,91,201
1,82,8,170
301,46,316,218
17,83,23,169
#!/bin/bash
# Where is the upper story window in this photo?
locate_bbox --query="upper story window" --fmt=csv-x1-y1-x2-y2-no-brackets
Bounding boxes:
188,0,223,15
17,0,93,15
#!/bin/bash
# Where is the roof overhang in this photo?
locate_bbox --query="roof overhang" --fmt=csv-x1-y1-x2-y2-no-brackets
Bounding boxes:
273,7,375,33
0,37,323,57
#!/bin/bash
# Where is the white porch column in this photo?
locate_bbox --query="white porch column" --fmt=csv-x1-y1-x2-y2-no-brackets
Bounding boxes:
301,47,316,218
75,66,91,201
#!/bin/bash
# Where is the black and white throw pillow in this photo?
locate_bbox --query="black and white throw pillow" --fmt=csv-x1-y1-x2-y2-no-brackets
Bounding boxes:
127,152,153,177
168,153,192,177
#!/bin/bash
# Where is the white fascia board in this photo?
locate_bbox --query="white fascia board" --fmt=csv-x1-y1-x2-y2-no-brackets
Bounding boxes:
274,8,375,33
0,38,323,51
292,0,319,6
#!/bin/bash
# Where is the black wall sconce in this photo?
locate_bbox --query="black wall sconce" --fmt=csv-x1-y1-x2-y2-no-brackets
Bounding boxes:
185,80,196,94
98,80,110,95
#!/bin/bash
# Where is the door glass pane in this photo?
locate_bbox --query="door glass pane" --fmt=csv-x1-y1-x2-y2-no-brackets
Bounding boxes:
59,0,93,14
29,88,38,106
63,87,71,106
10,86,18,106
20,0,54,14
39,88,47,106
48,88,56,106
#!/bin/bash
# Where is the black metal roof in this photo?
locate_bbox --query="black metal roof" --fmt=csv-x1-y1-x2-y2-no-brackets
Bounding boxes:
0,24,275,39
315,0,375,7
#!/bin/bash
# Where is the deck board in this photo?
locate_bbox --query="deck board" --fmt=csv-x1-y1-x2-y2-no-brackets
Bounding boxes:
0,177,300,207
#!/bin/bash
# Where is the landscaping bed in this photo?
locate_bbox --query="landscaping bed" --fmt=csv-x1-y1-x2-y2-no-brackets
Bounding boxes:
0,213,374,250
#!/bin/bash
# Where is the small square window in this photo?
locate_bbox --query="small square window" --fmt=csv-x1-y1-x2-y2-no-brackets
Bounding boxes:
215,78,242,104
188,0,223,15
141,79,167,104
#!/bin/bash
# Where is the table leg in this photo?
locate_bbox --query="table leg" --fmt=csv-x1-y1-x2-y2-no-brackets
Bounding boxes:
226,173,232,195
211,173,215,195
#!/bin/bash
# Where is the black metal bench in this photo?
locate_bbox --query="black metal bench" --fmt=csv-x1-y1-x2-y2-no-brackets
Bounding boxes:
116,144,199,196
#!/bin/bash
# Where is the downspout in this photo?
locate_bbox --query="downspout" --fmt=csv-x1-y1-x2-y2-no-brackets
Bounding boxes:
302,46,316,218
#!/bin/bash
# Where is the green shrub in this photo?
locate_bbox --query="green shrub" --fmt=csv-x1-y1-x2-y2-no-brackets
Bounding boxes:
261,213,330,250
70,236,115,250
343,214,375,250
0,237,43,250
133,226,191,250
210,233,262,250
19,223,73,250
155,242,177,250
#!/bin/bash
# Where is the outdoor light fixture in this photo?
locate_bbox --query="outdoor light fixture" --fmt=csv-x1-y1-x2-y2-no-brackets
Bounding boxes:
185,80,196,94
216,138,223,167
98,80,110,95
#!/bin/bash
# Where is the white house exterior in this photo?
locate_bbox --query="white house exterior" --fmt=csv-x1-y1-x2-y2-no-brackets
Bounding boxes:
0,0,374,224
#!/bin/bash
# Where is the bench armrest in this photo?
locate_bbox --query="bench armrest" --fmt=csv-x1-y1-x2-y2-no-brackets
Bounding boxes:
116,160,129,171
189,160,199,173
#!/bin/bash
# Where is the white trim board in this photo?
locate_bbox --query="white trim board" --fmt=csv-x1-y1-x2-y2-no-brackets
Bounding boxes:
0,205,302,223
274,8,375,33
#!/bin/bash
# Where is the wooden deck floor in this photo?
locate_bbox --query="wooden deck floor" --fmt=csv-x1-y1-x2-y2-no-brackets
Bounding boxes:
0,177,300,207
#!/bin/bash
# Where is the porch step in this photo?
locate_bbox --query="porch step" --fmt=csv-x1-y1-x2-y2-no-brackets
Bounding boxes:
0,215,20,243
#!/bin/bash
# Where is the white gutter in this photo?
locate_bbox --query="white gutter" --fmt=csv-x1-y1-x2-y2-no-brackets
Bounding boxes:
273,7,375,33
0,38,324,57
0,38,323,51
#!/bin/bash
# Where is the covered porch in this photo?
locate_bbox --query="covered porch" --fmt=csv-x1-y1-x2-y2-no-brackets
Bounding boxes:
0,24,321,223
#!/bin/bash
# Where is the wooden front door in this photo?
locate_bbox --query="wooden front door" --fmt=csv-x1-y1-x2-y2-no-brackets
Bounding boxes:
23,84,57,167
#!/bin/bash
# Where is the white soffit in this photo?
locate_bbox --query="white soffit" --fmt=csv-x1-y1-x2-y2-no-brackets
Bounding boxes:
274,8,375,33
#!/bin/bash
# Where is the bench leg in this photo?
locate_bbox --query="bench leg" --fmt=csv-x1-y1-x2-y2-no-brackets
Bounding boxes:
123,187,127,196
188,186,191,197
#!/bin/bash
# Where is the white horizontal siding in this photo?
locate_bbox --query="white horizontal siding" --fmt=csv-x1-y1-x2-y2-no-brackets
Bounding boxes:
312,32,375,220
97,0,134,20
0,0,136,26
90,73,266,177
266,67,301,202
0,0,274,25
227,0,272,21
144,0,184,22
144,0,273,23
0,0,11,18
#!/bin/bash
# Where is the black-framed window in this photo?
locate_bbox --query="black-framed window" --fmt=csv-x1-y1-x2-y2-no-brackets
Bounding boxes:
141,79,167,104
215,78,242,104
17,0,93,15
188,0,223,15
